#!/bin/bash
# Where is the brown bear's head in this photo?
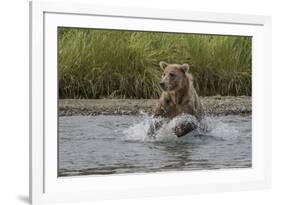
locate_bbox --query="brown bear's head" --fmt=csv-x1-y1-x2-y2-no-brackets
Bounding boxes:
159,61,190,92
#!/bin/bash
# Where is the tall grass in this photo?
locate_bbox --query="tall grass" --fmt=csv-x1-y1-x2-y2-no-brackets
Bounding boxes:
58,28,251,99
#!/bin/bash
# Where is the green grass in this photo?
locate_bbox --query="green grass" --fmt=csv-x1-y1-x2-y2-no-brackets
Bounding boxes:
58,27,251,99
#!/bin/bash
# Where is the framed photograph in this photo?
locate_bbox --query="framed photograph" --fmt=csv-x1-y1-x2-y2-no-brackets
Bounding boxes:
29,0,271,204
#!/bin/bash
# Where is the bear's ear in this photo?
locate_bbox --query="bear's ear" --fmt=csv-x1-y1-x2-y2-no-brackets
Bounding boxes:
159,61,168,71
181,63,190,73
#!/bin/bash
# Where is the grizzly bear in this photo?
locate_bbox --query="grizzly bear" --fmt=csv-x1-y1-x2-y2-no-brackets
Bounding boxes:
148,61,204,138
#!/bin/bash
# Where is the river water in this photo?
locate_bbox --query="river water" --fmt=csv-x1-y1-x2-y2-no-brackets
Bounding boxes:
58,114,252,176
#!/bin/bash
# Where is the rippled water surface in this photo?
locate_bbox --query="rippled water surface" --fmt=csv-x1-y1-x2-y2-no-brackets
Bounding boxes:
58,114,252,176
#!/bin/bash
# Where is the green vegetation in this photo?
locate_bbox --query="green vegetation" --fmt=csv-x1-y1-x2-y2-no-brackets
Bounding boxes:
58,27,251,99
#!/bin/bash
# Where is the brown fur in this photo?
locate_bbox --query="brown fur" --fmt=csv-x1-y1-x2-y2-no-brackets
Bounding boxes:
154,61,204,120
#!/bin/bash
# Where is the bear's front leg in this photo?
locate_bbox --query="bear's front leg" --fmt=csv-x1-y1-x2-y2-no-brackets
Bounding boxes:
147,118,164,139
173,122,197,137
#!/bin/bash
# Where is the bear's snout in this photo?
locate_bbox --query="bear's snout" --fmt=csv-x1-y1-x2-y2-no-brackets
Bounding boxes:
160,82,166,90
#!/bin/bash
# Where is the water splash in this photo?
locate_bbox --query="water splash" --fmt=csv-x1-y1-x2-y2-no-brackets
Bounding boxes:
206,115,247,140
123,112,169,142
123,112,207,142
123,113,249,142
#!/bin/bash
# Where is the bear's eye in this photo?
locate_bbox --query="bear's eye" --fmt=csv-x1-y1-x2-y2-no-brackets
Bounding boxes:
169,73,175,78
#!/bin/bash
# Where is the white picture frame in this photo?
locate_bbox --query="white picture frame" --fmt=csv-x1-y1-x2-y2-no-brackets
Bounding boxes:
29,0,272,204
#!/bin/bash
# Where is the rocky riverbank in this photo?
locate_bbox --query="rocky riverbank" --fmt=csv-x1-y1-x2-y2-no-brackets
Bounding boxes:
59,96,251,116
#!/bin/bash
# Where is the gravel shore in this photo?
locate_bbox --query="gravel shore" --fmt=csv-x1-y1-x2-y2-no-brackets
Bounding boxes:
59,96,251,116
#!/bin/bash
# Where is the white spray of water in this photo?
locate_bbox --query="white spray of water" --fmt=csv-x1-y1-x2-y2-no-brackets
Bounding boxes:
206,116,242,140
123,112,249,142
123,112,208,142
123,112,173,142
